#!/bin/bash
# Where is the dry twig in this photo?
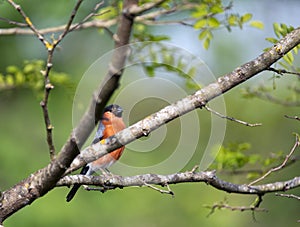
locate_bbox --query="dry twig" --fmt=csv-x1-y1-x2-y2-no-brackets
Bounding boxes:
249,135,300,186
267,67,300,77
204,106,262,127
275,193,300,200
285,115,300,121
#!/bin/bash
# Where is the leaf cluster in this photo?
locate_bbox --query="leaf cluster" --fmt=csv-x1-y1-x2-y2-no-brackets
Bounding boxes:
192,1,263,49
210,142,286,179
128,42,202,90
0,60,71,97
266,23,300,69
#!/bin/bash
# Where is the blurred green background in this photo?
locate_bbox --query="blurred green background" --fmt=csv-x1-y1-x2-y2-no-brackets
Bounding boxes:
0,0,299,226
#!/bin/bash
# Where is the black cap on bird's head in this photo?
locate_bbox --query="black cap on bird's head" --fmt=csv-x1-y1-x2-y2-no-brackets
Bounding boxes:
104,104,123,118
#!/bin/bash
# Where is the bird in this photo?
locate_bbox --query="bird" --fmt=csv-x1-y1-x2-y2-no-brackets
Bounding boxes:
66,104,126,202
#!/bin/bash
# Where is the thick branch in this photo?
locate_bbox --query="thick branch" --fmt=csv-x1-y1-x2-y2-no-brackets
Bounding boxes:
57,171,300,195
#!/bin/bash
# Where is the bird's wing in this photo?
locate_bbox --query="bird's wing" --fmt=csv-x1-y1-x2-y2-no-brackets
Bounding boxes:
91,121,105,144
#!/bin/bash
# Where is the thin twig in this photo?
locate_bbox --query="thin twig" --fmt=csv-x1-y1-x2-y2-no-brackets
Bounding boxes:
248,135,300,186
205,197,267,218
55,0,84,47
205,106,262,127
190,165,199,173
206,203,268,214
245,86,300,106
6,0,51,49
41,0,85,160
143,181,174,196
267,67,300,77
275,193,300,200
0,17,27,27
0,5,178,36
6,0,56,159
69,1,105,32
285,115,300,121
0,19,117,35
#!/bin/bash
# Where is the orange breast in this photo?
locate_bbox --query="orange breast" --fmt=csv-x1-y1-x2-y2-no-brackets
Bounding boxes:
92,113,126,168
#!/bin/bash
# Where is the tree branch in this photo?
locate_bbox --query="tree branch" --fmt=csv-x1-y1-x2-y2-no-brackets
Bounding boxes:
57,170,300,195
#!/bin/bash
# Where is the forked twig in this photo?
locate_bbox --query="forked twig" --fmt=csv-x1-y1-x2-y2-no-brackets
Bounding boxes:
267,67,300,77
205,196,267,219
143,181,174,196
248,135,300,186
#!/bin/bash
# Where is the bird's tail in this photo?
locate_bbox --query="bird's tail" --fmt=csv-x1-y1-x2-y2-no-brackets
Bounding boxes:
66,165,90,202
66,184,81,202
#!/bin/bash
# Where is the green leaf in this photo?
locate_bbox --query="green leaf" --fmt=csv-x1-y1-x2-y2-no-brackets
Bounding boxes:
265,37,278,44
194,19,207,29
203,37,210,49
144,65,155,77
6,65,19,74
15,72,25,85
241,13,252,23
163,53,174,65
293,46,298,55
250,21,264,29
210,5,224,14
198,29,209,40
191,4,208,18
135,24,146,33
273,23,282,38
280,23,288,36
283,51,294,65
248,154,260,164
6,75,14,86
278,61,289,70
228,15,237,26
207,17,220,28
147,35,170,42
95,6,118,20
187,67,196,78
186,79,201,90
23,63,36,74
176,57,185,72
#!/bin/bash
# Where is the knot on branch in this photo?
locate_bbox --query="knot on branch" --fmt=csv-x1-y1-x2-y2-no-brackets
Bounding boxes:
122,8,136,20
203,170,217,181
